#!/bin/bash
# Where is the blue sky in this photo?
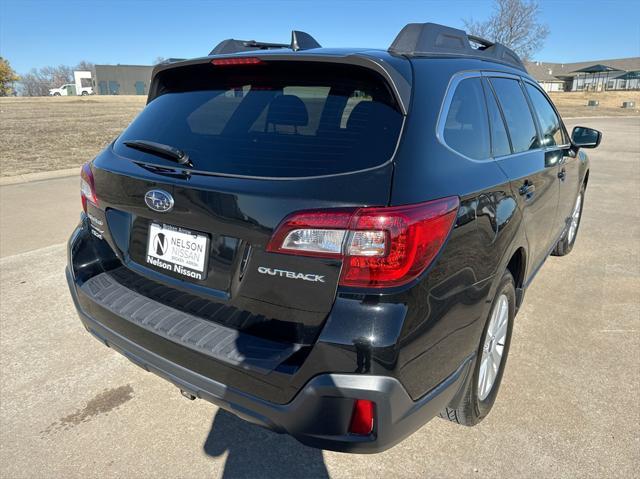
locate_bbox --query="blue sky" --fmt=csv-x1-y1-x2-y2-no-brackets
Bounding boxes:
1,0,639,73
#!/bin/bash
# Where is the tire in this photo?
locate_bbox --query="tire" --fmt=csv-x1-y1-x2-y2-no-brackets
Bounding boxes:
552,184,585,256
439,270,516,426
53,92,61,96
81,91,89,96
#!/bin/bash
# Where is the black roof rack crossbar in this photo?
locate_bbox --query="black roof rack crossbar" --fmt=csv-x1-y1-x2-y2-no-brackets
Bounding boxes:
209,39,288,55
210,30,321,55
467,34,494,49
388,22,525,71
244,40,289,49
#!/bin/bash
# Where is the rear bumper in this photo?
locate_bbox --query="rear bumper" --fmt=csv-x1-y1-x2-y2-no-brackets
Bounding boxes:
66,264,473,453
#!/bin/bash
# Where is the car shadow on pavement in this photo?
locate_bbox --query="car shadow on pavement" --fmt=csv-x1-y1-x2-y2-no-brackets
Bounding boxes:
204,409,330,478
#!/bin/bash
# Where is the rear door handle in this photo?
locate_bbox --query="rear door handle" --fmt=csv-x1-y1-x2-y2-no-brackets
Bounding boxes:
519,182,536,197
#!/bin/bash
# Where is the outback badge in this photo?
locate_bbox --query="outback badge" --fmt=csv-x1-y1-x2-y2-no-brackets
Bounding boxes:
258,266,325,283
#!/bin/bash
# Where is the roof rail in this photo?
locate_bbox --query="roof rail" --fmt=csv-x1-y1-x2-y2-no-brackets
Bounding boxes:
388,23,525,71
209,30,321,55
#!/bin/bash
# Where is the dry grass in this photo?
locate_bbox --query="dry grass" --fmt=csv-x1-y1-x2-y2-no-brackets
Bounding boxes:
0,96,146,177
1,91,639,177
549,90,640,117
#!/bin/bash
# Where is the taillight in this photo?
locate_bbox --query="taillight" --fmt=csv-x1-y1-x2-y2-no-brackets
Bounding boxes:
267,210,354,258
210,57,264,66
80,162,98,213
349,399,375,435
267,197,459,288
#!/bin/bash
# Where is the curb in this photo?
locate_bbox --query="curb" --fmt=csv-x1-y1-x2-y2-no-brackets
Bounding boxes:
0,167,79,186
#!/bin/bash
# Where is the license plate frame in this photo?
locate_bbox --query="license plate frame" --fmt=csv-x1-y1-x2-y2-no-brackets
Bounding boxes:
145,222,210,281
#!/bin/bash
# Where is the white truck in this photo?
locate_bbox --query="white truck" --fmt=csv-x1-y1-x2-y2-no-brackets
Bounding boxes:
49,71,94,96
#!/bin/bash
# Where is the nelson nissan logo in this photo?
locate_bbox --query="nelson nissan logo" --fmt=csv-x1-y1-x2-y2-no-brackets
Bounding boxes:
145,189,174,213
153,233,168,256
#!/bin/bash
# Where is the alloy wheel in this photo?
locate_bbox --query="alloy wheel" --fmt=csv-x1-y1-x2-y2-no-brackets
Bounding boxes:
478,294,509,401
567,194,582,244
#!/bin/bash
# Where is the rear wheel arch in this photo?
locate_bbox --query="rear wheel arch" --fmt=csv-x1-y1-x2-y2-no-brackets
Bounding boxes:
439,269,516,426
506,247,526,308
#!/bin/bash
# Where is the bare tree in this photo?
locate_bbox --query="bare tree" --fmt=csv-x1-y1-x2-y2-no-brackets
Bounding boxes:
20,69,49,96
40,65,73,86
19,65,74,96
75,60,94,72
20,62,98,96
463,0,549,60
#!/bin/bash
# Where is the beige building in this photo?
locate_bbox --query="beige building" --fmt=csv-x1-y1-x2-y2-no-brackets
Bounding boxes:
525,57,640,92
93,64,154,95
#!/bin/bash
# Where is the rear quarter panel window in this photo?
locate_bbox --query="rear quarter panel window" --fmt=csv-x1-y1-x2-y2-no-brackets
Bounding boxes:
443,77,490,160
489,77,540,153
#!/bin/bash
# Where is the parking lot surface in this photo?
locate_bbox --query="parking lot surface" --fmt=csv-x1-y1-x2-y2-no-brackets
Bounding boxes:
1,117,638,478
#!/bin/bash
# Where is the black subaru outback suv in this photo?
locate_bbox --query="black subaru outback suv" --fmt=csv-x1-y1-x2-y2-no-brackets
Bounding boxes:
66,23,601,452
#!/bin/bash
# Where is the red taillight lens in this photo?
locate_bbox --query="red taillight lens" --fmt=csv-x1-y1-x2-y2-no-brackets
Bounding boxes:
80,162,98,213
267,197,459,288
349,399,375,435
342,197,459,287
210,57,264,66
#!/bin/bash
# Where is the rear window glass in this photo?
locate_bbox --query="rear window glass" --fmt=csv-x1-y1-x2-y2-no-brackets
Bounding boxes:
113,62,403,178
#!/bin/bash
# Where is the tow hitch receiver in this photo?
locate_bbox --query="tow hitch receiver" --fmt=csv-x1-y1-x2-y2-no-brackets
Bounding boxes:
180,389,196,401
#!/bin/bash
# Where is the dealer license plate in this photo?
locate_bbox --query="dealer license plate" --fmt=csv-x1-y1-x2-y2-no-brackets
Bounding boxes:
146,223,209,280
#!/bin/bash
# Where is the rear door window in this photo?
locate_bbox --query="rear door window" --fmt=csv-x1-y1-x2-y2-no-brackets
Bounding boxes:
443,77,490,160
482,78,512,157
113,62,403,178
524,83,568,147
489,77,540,153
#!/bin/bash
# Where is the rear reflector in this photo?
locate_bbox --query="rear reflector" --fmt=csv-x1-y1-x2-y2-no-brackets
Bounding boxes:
80,162,98,213
267,197,459,288
349,399,375,435
210,57,264,66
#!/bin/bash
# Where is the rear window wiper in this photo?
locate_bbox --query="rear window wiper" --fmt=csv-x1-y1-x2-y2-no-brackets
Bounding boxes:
123,140,193,167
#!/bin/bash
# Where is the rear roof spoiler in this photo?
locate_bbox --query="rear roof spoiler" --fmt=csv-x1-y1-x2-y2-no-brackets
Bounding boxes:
148,53,412,114
388,22,525,72
210,31,321,55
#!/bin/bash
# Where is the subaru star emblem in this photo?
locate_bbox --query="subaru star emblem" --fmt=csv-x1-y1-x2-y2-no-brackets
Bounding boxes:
144,190,174,213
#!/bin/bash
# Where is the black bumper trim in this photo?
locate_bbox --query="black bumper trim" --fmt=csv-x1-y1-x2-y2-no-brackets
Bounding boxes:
67,267,473,453
80,272,300,374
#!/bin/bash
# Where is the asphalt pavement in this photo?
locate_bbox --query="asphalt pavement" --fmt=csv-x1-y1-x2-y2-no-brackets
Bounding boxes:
0,117,638,478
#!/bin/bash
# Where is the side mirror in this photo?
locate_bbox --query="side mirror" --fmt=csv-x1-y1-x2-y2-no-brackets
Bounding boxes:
571,126,602,149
